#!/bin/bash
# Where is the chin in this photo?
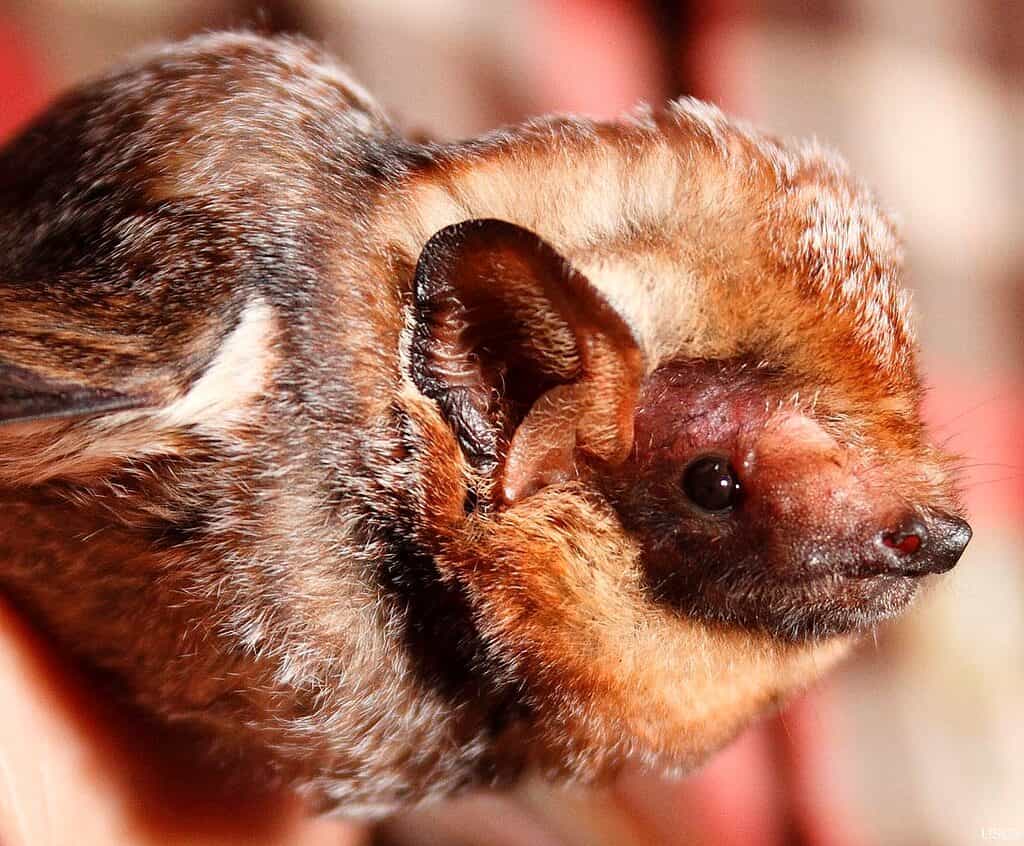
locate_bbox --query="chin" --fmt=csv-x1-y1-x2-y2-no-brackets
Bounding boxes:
677,572,923,641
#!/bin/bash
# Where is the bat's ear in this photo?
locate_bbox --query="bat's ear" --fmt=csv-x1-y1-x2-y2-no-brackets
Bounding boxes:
410,218,643,504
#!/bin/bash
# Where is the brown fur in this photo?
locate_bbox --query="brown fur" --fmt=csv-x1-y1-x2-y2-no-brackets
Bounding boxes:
0,33,967,816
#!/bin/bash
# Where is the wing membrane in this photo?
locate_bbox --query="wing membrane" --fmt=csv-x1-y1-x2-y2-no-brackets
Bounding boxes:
0,363,150,426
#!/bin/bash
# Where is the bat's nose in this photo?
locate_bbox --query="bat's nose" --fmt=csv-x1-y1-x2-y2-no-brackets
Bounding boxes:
877,511,972,575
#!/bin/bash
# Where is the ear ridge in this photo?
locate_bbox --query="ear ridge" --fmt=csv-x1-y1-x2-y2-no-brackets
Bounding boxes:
570,320,644,465
410,218,644,505
502,383,582,503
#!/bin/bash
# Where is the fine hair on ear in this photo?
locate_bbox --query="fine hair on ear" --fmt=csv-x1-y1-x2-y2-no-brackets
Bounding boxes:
409,218,644,504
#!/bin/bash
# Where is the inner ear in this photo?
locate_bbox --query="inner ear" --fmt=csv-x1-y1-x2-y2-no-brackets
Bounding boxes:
409,218,643,505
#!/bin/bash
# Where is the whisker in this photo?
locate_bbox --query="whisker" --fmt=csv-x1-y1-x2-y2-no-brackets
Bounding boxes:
962,474,1024,489
953,462,1022,472
929,390,1011,433
776,704,796,748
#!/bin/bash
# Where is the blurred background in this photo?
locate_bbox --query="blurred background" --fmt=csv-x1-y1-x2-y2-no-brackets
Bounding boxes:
0,1,1020,844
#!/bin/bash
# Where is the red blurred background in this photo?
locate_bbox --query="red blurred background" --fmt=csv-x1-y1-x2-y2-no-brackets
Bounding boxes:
0,2,1020,844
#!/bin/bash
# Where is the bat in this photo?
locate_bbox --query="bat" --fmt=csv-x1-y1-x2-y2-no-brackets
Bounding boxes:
0,33,970,816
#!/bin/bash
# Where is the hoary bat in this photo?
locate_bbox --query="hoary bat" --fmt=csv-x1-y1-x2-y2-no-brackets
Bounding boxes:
0,33,970,816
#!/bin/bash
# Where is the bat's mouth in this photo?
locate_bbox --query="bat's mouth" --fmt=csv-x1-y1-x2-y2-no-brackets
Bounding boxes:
730,512,971,638
837,564,933,580
779,559,935,583
658,563,926,641
745,569,924,640
638,511,970,641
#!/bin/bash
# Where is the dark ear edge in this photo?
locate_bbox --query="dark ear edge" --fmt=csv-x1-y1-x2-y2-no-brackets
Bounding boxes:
409,218,644,505
0,364,151,427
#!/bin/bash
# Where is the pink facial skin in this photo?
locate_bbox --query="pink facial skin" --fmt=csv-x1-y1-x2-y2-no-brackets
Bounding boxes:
600,359,970,641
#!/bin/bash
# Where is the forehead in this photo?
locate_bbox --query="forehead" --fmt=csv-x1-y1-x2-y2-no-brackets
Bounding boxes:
390,99,919,403
769,163,916,372
570,113,919,408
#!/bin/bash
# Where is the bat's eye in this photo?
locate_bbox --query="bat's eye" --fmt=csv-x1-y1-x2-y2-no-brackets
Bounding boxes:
682,455,742,513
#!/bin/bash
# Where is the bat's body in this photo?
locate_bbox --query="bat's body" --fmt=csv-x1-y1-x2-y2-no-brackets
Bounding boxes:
0,34,969,815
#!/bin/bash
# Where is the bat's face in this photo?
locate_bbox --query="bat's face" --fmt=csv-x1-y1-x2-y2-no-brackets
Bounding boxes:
599,359,970,640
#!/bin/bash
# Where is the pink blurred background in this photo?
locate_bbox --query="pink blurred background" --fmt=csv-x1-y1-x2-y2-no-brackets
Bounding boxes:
0,1,1020,844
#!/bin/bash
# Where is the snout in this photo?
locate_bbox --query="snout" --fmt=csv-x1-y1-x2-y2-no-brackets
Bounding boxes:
875,511,972,576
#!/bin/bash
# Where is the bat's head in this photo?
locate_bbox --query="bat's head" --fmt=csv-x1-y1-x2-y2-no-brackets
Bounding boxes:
398,103,970,774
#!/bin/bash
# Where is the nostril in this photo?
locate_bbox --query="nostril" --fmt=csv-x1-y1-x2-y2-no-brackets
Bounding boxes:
881,517,927,558
875,512,971,576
